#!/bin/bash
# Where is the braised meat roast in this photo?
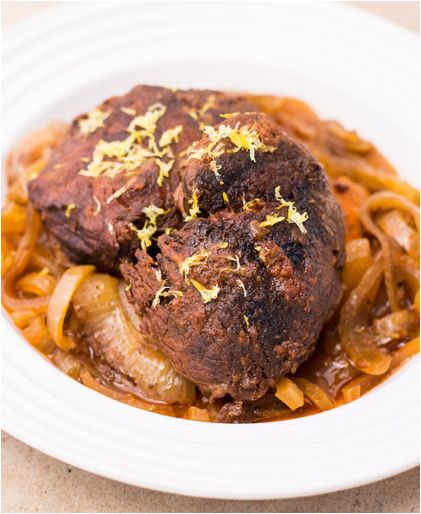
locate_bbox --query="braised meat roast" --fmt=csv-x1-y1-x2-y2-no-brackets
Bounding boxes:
28,86,255,272
121,112,345,401
28,86,345,411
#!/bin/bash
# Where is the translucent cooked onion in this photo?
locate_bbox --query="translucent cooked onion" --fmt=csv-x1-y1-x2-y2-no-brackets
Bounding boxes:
47,265,95,351
339,254,392,375
342,238,373,291
275,377,304,411
80,370,180,416
17,270,57,297
391,337,420,368
1,201,26,233
72,274,195,404
360,191,420,312
292,378,334,411
1,205,50,313
22,315,56,354
184,406,211,422
373,310,418,343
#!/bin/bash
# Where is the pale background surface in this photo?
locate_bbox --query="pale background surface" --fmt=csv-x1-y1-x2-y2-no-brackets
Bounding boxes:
1,1,420,512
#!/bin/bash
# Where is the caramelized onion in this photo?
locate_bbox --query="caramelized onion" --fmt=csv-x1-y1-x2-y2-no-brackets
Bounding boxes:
342,238,373,291
292,378,334,411
73,274,195,404
47,265,95,351
1,205,50,313
339,254,392,375
275,377,304,411
17,270,57,297
80,370,179,416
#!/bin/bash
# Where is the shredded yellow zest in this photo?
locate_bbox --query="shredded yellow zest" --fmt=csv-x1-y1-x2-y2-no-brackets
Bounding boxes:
79,103,176,179
164,227,174,235
242,194,261,212
38,267,49,277
179,248,210,283
159,125,183,147
93,196,101,216
184,189,201,222
260,212,286,228
187,121,275,182
226,255,241,271
244,315,250,330
156,159,174,187
274,186,309,234
178,242,228,283
128,103,166,134
222,191,229,204
79,109,111,135
190,279,220,303
152,269,183,308
236,279,247,297
106,185,128,204
220,112,240,119
128,204,168,251
64,203,76,217
107,222,115,236
121,107,136,115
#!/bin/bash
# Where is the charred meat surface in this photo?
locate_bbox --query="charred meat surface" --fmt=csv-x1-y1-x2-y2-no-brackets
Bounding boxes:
121,112,345,401
28,86,255,272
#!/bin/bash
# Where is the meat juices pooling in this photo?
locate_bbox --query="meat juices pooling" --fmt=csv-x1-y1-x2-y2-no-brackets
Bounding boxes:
28,86,345,407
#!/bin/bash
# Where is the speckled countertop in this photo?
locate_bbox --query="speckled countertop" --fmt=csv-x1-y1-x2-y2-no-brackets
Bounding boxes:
1,2,419,512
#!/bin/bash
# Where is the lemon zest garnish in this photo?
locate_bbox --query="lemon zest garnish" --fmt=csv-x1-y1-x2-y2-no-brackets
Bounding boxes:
106,185,128,204
179,248,210,283
274,186,309,234
242,194,261,212
220,112,240,119
128,205,168,251
64,203,76,217
236,279,247,297
152,283,183,308
156,159,174,187
190,279,220,303
222,191,229,204
244,315,250,330
107,222,115,236
226,255,241,271
79,109,111,135
151,269,183,308
159,125,183,147
128,103,166,134
165,227,174,235
259,212,286,228
125,282,132,292
186,122,275,183
37,267,49,277
121,107,136,115
184,189,201,222
93,195,101,216
79,103,168,179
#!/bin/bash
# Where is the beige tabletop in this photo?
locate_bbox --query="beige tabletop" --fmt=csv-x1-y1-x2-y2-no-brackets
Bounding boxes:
1,2,420,512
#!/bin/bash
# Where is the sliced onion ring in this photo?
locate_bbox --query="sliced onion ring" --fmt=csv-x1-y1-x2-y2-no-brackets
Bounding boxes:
47,265,95,350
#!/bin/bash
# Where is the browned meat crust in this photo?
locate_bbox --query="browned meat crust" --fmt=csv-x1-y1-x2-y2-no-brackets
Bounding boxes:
28,86,255,271
121,113,345,401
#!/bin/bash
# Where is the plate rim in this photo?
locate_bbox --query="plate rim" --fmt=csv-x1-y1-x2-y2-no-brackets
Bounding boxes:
2,1,419,500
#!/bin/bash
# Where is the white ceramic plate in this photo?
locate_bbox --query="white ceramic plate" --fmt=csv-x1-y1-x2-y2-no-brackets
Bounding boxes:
2,1,419,500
